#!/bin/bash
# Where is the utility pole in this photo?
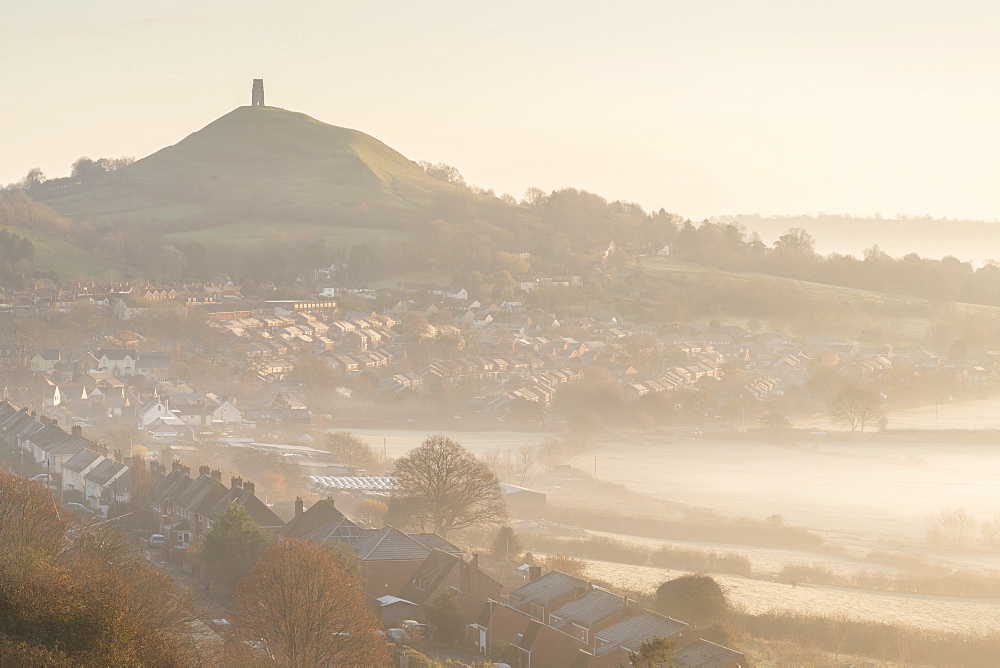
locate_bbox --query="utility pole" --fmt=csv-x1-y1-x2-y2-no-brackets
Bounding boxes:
594,456,597,482
383,437,387,463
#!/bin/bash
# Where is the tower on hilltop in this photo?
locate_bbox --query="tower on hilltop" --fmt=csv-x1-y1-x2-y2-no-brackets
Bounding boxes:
251,79,265,106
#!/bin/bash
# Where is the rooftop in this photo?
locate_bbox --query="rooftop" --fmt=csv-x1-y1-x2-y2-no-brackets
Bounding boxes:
508,570,587,608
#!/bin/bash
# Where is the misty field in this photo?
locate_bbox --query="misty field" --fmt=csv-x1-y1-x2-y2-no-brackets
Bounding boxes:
560,432,1000,551
580,557,1000,633
354,425,1000,550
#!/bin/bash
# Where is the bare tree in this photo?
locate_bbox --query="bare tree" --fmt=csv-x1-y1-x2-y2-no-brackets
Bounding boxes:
829,385,885,432
417,161,467,188
393,435,507,536
483,448,513,483
230,538,390,667
522,186,549,206
927,507,977,548
0,470,67,556
513,445,537,487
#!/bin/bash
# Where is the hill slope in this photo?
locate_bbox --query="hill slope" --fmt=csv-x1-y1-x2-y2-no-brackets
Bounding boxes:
39,106,486,231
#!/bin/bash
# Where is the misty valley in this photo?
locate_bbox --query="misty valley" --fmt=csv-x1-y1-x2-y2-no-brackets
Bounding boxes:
4,71,1000,667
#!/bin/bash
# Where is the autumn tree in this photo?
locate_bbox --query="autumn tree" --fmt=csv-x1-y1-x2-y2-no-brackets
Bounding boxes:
0,471,201,665
829,385,886,433
203,502,271,588
393,435,507,536
230,538,390,667
352,499,388,528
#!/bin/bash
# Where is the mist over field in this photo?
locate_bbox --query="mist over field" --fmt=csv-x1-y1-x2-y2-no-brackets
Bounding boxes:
6,3,1000,666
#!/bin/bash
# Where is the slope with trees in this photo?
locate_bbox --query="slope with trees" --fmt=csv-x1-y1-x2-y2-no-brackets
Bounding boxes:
0,470,201,665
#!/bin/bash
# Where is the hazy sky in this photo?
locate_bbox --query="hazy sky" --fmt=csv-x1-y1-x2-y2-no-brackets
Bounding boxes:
4,0,1000,221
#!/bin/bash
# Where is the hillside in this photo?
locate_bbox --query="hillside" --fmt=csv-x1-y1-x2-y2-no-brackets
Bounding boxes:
36,106,488,232
638,256,1000,339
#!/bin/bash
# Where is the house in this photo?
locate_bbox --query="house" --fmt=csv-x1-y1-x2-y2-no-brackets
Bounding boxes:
136,352,171,382
545,587,634,645
507,570,589,621
83,458,129,506
592,610,688,666
30,349,61,371
350,526,439,597
63,449,106,498
137,400,174,429
171,398,242,427
96,349,137,377
150,465,284,546
398,550,502,610
279,498,363,544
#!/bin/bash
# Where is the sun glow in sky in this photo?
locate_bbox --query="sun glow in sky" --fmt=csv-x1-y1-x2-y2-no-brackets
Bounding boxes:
5,0,1000,221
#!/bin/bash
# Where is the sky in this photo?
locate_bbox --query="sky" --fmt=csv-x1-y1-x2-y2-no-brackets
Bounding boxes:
4,0,1000,221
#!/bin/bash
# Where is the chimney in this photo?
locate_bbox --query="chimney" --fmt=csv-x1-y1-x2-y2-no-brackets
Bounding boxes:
210,469,222,481
171,459,182,472
231,476,243,490
71,425,82,436
199,465,210,477
528,565,542,582
243,480,255,496
295,496,304,517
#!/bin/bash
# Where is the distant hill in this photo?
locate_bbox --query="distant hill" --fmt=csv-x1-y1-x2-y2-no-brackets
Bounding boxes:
35,106,489,234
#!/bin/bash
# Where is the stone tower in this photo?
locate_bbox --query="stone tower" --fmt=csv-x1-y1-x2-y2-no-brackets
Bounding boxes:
251,79,265,106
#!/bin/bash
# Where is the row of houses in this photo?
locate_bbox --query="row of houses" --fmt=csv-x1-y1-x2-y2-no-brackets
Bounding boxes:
0,402,130,509
473,568,748,667
31,348,172,381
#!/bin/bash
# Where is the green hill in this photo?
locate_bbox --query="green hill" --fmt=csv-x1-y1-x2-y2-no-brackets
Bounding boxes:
0,225,125,281
38,106,487,234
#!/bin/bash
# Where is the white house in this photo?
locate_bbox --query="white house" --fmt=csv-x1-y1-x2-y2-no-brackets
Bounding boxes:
137,400,176,430
97,349,137,377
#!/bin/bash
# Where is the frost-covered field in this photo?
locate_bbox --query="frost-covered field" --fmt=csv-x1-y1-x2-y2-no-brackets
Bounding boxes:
579,558,1000,633
571,434,1000,550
